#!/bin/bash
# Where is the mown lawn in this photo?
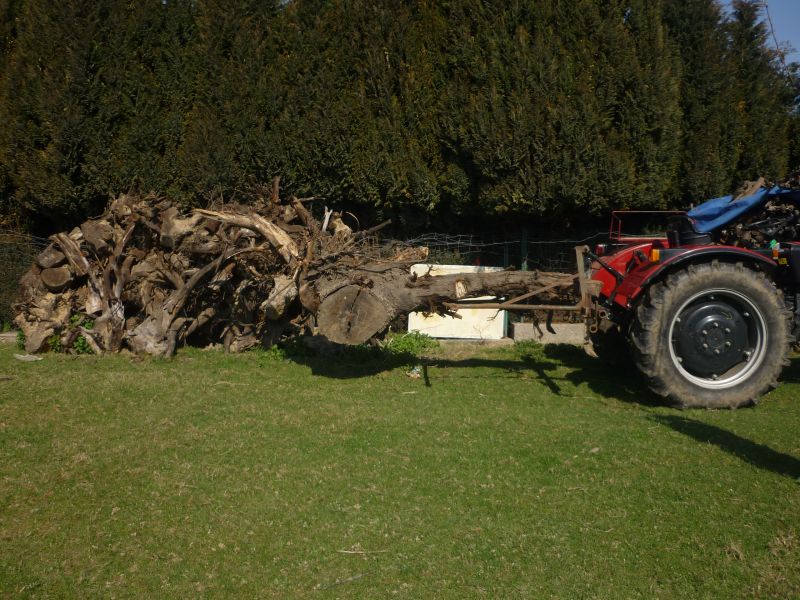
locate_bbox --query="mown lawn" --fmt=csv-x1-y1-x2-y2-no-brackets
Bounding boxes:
0,341,798,599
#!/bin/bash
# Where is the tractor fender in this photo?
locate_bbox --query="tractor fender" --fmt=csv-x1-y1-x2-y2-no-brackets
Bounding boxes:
628,246,776,304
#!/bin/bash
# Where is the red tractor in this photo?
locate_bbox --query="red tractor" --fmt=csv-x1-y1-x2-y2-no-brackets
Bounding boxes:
586,181,800,408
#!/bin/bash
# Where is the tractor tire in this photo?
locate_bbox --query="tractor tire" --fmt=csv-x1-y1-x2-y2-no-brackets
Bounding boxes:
630,261,792,409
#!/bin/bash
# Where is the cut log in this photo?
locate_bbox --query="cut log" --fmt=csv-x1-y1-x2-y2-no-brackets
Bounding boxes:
53,233,90,277
81,219,115,252
18,265,43,296
227,331,259,353
36,245,66,269
92,299,126,353
27,292,58,321
317,285,392,345
41,266,74,292
129,316,172,357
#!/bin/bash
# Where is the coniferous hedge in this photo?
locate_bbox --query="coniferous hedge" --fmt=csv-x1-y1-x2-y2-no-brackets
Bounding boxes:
0,0,797,234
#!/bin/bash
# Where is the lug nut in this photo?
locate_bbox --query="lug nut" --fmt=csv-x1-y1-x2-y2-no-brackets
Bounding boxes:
725,341,731,347
714,349,720,355
713,322,719,328
702,330,707,336
702,343,709,348
724,327,731,333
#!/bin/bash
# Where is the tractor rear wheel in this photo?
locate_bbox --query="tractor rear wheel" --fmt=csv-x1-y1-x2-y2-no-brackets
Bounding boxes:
630,262,791,408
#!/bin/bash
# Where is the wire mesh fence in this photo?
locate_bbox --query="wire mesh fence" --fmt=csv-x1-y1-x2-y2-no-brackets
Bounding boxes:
0,229,48,328
384,230,605,272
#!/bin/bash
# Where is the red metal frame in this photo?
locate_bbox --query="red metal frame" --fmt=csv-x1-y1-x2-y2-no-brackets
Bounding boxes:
591,242,779,310
609,210,684,244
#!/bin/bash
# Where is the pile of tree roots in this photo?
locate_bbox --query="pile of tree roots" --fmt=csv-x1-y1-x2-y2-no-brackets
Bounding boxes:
13,187,574,357
719,172,800,248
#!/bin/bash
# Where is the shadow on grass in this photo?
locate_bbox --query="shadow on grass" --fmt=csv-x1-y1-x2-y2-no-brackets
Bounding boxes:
777,354,800,384
285,341,659,406
651,414,800,480
543,344,660,406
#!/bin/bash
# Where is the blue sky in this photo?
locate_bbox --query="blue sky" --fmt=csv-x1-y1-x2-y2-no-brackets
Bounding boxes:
720,0,800,63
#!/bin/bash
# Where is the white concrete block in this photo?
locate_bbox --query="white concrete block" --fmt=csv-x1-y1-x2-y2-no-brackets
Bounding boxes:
408,264,507,340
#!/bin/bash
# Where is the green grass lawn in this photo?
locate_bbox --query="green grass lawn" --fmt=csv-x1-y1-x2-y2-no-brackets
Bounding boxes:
0,341,798,599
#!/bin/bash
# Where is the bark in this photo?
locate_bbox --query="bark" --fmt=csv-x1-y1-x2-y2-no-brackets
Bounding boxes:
36,245,66,269
80,219,115,253
315,268,572,345
262,275,298,320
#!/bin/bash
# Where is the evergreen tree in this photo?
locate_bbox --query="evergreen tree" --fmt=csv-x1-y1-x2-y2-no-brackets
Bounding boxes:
176,1,281,203
261,0,450,228
0,0,797,234
0,0,20,224
784,61,799,171
0,1,107,229
662,0,740,202
727,0,793,182
439,0,681,217
86,1,197,204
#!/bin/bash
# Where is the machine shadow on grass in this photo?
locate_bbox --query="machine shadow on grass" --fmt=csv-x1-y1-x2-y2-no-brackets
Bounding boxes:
778,354,800,384
283,339,660,407
649,414,800,480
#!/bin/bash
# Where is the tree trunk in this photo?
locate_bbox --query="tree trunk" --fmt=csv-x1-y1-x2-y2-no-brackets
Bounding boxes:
315,267,572,345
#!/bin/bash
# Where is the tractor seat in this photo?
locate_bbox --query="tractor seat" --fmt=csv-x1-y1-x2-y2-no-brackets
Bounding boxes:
667,215,713,247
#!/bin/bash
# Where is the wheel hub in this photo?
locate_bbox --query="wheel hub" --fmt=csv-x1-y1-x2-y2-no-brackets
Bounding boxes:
673,300,750,377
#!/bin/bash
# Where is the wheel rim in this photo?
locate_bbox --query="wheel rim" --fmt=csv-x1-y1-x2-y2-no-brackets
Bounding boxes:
667,287,768,390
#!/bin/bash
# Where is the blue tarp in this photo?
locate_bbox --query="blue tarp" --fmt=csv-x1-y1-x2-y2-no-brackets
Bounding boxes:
687,186,800,233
